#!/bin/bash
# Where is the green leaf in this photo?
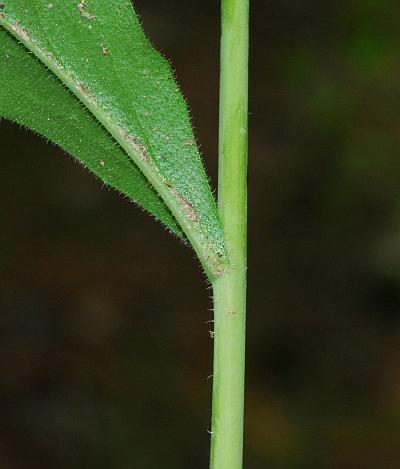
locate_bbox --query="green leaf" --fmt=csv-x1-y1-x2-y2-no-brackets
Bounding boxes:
0,1,227,278
0,28,182,236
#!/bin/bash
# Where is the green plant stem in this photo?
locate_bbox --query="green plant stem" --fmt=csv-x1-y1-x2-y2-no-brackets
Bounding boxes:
210,0,249,467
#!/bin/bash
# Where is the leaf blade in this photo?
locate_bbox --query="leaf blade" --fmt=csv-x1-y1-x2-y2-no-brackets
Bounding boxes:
0,1,228,277
0,28,183,236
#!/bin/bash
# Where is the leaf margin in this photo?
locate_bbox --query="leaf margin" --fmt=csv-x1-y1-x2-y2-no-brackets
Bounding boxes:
0,6,229,279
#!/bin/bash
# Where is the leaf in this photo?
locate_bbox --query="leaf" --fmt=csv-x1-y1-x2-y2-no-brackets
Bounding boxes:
0,28,182,236
0,1,227,278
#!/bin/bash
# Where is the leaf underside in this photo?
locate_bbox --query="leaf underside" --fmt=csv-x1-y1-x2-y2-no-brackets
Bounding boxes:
0,1,227,278
0,28,182,235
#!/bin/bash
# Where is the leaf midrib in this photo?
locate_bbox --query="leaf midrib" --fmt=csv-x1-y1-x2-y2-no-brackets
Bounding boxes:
0,15,228,279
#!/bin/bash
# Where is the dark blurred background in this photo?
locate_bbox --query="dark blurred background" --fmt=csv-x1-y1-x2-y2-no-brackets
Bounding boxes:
1,1,400,467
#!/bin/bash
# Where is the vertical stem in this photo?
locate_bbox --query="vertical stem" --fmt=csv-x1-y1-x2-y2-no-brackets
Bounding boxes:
210,0,249,468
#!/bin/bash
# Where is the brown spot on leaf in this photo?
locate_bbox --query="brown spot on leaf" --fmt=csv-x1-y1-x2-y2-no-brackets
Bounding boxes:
77,1,96,20
77,82,89,95
8,21,36,45
120,130,151,163
76,82,97,105
168,186,200,223
101,45,109,56
209,261,227,277
99,160,105,167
